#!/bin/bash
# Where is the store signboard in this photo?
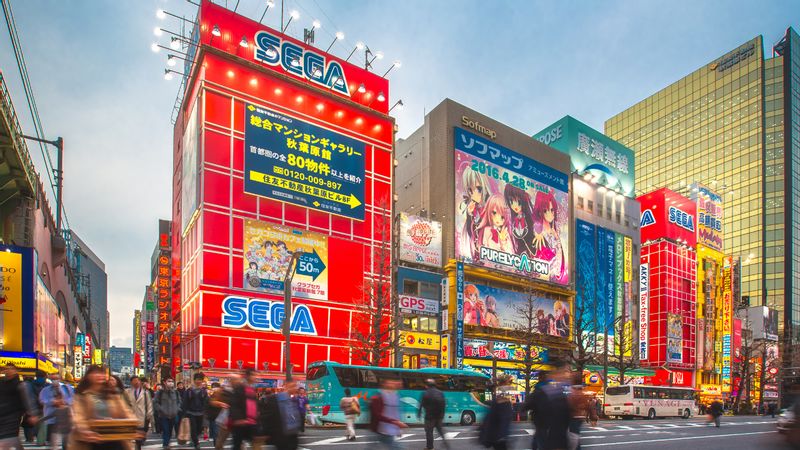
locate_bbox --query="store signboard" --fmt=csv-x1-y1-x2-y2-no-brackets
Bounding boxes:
399,295,439,316
691,184,724,252
454,127,569,285
639,263,649,361
244,103,366,220
400,331,440,350
440,335,450,369
455,262,464,369
462,338,548,363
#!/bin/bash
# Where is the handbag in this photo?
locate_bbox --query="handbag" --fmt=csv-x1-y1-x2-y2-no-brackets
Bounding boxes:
178,417,190,443
215,408,229,427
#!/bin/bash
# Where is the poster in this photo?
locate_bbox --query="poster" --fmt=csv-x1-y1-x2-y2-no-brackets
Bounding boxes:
454,127,569,285
597,228,616,335
576,220,597,332
399,213,442,267
667,313,682,363
181,102,200,232
463,338,548,363
244,103,366,220
243,220,329,300
456,262,465,369
462,282,570,338
0,249,23,351
692,184,724,252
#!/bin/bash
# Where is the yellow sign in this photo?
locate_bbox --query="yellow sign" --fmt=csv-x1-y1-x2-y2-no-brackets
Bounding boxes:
93,349,103,365
0,355,57,373
623,236,632,282
400,331,440,350
441,335,450,369
0,251,23,351
700,384,722,396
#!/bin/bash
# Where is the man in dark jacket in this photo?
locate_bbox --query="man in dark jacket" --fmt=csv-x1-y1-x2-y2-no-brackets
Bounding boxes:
524,362,571,450
419,379,449,450
230,369,259,450
0,364,39,449
524,371,550,450
261,381,301,450
709,400,724,427
183,373,210,449
154,378,182,449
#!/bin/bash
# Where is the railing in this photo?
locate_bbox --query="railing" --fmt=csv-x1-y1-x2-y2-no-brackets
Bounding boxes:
0,71,38,195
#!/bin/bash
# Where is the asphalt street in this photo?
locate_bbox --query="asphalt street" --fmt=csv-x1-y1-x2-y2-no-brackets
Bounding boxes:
20,416,788,449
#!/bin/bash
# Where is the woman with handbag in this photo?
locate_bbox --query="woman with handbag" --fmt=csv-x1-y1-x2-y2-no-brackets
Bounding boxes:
339,388,360,441
68,365,140,450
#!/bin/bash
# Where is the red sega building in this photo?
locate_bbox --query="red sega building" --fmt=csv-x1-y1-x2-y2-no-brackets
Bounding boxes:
637,188,697,387
170,1,394,381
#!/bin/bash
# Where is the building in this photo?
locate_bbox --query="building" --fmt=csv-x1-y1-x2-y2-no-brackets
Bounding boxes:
108,346,132,375
605,28,800,360
395,99,573,393
534,116,646,387
167,1,394,383
70,231,109,352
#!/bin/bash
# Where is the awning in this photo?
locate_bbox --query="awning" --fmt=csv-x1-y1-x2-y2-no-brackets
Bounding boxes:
584,365,656,377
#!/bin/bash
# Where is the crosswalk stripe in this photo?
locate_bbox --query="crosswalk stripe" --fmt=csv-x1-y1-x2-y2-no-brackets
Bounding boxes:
395,433,414,440
615,425,634,430
590,426,609,431
443,432,459,439
308,436,348,445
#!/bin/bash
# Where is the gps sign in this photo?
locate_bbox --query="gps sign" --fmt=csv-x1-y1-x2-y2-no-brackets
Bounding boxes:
399,295,439,316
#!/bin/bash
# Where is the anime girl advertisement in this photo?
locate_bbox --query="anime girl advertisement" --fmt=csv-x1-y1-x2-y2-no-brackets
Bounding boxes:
455,127,569,285
462,282,570,338
243,219,328,300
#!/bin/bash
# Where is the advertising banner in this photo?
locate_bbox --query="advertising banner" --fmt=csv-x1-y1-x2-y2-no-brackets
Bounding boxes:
400,331,440,350
73,346,84,378
733,318,742,363
463,338,548,363
576,220,597,332
615,233,624,322
399,295,439,316
244,220,328,300
244,103,366,220
597,228,616,335
0,246,34,352
456,262,464,369
667,314,683,363
639,262,649,361
440,335,450,369
398,213,443,267
722,256,733,390
454,127,569,285
462,282,570,338
181,102,200,232
692,184,724,252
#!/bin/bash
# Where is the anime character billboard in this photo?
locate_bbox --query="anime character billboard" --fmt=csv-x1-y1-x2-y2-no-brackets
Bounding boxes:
462,282,570,338
454,127,569,285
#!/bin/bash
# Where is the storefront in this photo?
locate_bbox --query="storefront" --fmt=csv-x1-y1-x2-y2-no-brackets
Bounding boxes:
397,267,444,368
0,351,60,375
462,338,550,395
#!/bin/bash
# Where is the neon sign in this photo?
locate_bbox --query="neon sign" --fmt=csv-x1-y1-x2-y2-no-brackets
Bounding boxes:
254,30,350,97
221,296,317,335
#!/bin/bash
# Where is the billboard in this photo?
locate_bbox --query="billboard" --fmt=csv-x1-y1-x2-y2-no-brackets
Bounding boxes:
637,188,697,246
462,282,570,338
398,213,442,267
692,184,724,252
667,314,683,363
454,127,569,284
0,245,35,352
534,116,635,196
181,102,200,232
463,338,548,363
243,220,328,300
576,220,598,332
744,306,779,341
398,295,439,316
244,103,366,220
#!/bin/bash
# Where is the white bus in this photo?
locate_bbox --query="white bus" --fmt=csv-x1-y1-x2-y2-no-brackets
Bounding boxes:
604,385,698,419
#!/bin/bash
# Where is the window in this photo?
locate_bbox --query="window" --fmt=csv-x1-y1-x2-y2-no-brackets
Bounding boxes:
587,200,594,213
616,211,622,224
306,365,328,380
403,280,419,296
598,204,603,217
402,316,438,333
606,386,630,396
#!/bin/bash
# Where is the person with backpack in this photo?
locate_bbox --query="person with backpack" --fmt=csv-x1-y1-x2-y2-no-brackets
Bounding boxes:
126,376,154,450
261,381,302,450
182,373,210,450
525,362,571,450
369,377,408,449
154,378,182,449
28,370,48,445
0,364,40,450
39,372,74,450
419,379,449,450
339,388,360,441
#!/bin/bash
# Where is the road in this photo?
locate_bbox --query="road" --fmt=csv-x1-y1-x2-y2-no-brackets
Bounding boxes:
23,416,785,449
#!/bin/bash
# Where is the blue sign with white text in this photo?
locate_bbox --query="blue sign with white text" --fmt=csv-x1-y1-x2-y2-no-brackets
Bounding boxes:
244,103,366,220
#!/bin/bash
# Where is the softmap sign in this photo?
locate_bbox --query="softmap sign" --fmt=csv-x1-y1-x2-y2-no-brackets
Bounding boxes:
244,103,366,220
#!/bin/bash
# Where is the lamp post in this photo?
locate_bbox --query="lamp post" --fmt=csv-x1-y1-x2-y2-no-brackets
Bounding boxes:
283,251,303,381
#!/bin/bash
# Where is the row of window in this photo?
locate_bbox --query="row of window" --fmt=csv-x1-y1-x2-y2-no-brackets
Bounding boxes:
330,366,488,391
575,196,636,229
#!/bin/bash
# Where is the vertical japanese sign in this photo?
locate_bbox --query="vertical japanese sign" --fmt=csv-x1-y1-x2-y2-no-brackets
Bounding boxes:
623,236,633,357
639,262,649,361
692,184,724,252
614,234,624,325
157,231,172,370
576,220,597,336
133,310,142,367
597,228,616,336
456,262,464,369
144,288,155,373
73,345,83,378
722,256,733,390
244,103,366,220
440,335,450,369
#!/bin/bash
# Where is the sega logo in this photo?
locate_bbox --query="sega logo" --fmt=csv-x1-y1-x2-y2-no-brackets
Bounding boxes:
254,30,350,97
640,209,656,228
221,296,316,335
668,206,694,232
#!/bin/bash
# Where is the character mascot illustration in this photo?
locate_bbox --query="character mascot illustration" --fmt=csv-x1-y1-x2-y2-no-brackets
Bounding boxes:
532,190,567,283
503,184,535,257
477,194,514,255
457,166,490,260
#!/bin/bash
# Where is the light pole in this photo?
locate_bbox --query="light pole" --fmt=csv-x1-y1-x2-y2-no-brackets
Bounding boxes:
283,251,303,381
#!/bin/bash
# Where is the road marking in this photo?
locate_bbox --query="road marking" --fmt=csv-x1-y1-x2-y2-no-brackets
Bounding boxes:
524,429,534,435
582,430,777,447
615,425,634,430
641,424,658,428
395,433,414,440
308,436,349,445
444,432,459,439
663,423,679,427
590,426,609,431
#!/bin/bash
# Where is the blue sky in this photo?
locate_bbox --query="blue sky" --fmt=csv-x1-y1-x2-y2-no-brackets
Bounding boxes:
0,0,796,347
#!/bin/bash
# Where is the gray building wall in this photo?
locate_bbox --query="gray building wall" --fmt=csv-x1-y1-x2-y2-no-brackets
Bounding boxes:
108,346,132,374
71,231,109,351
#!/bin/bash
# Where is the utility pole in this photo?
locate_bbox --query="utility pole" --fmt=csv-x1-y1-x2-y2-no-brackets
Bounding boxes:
23,135,63,230
282,251,302,382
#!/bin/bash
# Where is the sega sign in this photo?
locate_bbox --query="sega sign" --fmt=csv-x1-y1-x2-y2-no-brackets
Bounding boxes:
221,296,317,335
668,206,694,232
254,30,349,97
399,295,439,316
637,188,697,246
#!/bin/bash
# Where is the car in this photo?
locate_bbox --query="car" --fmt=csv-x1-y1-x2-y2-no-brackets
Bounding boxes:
777,407,794,433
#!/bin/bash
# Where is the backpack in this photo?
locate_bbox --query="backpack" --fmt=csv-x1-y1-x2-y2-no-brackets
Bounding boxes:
368,394,383,432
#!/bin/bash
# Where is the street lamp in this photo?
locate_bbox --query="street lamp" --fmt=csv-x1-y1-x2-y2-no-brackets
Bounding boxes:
283,251,303,381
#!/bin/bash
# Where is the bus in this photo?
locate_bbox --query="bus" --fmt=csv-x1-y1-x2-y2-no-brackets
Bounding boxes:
604,385,698,419
305,361,491,426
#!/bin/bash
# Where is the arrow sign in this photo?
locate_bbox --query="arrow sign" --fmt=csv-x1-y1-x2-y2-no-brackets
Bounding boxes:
297,249,326,281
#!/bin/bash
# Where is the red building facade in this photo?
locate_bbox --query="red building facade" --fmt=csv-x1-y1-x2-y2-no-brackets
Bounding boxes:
638,188,697,385
171,1,393,381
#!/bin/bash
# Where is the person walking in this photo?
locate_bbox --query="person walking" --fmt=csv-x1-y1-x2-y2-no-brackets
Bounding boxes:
369,377,407,450
586,395,599,427
525,362,571,450
769,402,777,418
175,381,186,438
261,381,302,450
210,377,237,450
68,365,140,450
296,387,310,432
39,372,74,450
567,385,590,450
339,388,360,441
126,376,154,450
206,382,223,445
709,399,723,427
229,369,259,450
479,381,514,450
183,373,209,450
419,379,449,450
0,363,40,450
28,370,48,445
154,378,182,449
524,371,549,450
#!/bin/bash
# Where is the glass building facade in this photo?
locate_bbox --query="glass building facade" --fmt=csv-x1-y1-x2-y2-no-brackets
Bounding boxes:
605,29,800,349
